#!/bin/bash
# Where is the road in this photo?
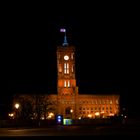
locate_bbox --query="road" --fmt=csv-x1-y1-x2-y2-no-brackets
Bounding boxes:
0,125,140,136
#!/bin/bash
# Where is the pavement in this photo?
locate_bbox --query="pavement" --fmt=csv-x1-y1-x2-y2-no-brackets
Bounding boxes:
0,124,140,136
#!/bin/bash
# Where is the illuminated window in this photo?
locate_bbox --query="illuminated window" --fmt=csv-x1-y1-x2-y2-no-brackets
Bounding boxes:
64,81,66,87
110,100,112,104
58,64,62,72
71,53,74,59
72,65,74,72
116,99,119,104
64,63,66,74
64,63,69,74
68,81,70,87
67,63,69,74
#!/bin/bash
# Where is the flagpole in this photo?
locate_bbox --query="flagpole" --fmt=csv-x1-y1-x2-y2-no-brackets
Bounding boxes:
61,28,68,46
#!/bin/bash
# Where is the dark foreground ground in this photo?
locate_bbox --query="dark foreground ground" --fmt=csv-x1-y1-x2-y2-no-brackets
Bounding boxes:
0,117,140,137
0,123,140,137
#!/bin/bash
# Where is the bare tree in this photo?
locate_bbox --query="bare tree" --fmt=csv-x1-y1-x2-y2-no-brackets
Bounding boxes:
13,94,57,121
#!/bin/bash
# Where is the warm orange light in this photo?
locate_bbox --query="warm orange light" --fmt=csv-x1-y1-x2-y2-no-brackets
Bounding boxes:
49,112,54,116
95,112,100,116
9,113,14,117
8,113,14,119
11,113,14,117
70,109,73,113
15,103,20,109
78,117,81,120
109,113,114,116
47,112,54,119
88,114,92,118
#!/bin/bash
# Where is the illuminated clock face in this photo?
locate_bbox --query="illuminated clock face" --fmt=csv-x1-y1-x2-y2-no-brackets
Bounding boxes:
64,55,69,60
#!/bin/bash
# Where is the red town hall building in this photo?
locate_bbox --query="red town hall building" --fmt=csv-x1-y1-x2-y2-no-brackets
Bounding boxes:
13,33,120,120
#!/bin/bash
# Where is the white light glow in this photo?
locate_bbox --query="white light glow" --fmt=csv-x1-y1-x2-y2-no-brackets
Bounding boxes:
15,103,20,109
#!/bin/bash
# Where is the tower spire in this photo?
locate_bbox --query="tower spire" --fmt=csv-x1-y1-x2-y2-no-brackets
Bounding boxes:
60,28,68,46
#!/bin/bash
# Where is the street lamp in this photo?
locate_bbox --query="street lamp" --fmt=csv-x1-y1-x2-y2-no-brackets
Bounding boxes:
15,103,20,118
15,103,20,110
70,109,73,119
15,103,19,109
70,109,73,113
14,103,20,128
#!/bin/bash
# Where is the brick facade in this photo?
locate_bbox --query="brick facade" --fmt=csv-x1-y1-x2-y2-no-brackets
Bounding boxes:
13,44,120,120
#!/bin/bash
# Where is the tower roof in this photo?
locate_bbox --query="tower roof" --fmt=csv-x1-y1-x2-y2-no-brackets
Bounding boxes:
62,34,68,46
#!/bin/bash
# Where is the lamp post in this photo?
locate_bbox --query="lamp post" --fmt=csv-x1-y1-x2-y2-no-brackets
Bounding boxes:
70,109,73,119
14,103,20,128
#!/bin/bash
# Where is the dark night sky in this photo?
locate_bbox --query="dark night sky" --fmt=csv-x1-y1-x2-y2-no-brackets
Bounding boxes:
1,4,139,117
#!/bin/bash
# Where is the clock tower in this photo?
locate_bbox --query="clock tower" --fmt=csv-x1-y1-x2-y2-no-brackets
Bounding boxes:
57,30,78,119
13,29,120,121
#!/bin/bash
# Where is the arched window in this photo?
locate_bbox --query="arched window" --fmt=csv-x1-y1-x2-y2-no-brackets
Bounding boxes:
58,64,62,72
71,53,74,59
64,63,69,74
68,81,70,87
64,81,66,87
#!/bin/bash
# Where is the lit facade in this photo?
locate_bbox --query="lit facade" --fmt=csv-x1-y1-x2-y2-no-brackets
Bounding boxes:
13,40,120,120
55,44,120,119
